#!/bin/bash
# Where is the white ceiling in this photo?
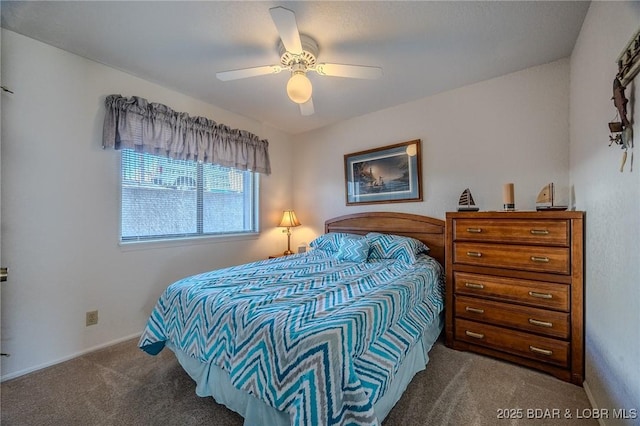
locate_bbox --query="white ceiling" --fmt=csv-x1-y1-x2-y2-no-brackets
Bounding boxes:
1,1,590,135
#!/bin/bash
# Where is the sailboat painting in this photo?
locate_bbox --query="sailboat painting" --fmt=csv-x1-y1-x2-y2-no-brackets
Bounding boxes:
535,183,567,211
457,188,480,211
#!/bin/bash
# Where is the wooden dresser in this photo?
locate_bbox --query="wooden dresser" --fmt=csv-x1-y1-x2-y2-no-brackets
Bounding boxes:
445,211,584,385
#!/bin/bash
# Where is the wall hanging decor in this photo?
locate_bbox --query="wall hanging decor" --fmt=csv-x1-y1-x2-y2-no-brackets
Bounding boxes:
608,26,639,172
344,139,422,205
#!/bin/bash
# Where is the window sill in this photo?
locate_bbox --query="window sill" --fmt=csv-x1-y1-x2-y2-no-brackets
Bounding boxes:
118,232,259,252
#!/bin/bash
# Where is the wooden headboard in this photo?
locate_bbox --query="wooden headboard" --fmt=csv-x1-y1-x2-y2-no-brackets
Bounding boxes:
325,212,445,267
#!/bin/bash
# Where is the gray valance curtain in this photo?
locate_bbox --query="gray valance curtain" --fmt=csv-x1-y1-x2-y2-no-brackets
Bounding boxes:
102,95,271,174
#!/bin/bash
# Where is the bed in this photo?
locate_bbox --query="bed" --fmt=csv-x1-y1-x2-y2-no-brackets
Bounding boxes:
139,212,445,426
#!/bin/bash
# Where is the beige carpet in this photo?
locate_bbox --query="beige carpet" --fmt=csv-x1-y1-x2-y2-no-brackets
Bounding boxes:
1,337,596,425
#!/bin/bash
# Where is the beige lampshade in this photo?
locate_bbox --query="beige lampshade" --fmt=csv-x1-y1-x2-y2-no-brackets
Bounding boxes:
279,210,301,228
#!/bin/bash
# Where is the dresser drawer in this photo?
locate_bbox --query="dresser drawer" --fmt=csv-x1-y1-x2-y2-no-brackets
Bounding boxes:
453,242,570,274
455,296,570,338
455,318,570,367
453,219,569,246
454,272,570,311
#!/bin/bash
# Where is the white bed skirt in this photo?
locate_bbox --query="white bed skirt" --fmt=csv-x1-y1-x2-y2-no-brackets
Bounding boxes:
167,313,443,426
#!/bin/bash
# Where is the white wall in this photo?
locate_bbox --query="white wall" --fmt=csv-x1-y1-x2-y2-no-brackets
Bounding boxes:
292,59,571,245
0,30,294,379
570,2,640,422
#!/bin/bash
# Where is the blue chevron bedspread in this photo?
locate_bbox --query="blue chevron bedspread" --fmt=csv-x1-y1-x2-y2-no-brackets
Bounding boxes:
139,250,444,426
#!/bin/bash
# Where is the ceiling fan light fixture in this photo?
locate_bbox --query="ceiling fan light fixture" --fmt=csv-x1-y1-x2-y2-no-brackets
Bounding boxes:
286,72,312,104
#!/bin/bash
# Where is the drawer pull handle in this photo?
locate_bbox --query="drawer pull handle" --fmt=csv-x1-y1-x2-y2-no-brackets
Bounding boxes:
465,330,485,339
465,307,485,314
530,256,550,263
528,318,553,328
465,282,485,289
529,345,553,356
530,229,550,235
466,251,482,257
528,291,553,299
466,228,482,233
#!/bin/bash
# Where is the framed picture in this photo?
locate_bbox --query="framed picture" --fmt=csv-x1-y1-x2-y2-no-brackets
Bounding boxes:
344,139,422,205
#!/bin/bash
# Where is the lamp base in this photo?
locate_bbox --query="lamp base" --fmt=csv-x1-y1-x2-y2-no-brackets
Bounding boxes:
283,229,294,256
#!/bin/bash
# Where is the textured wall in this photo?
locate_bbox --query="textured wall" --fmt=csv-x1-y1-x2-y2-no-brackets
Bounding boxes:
292,59,571,247
0,30,294,379
569,2,640,421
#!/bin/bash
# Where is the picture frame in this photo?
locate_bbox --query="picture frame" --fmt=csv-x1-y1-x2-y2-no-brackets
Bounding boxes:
344,139,422,205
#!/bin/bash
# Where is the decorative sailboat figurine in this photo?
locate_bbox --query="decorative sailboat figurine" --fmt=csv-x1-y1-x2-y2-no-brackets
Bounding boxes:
457,188,479,211
535,183,567,211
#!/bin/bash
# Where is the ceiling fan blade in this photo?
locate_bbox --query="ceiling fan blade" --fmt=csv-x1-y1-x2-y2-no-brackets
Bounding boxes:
314,63,383,79
216,65,283,81
299,98,314,116
269,7,302,55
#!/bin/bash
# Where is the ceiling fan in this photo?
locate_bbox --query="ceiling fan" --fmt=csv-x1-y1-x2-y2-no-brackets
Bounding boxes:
216,6,383,116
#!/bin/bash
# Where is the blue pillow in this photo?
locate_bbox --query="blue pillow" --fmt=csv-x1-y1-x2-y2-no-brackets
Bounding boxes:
366,232,429,264
335,237,370,263
310,232,363,253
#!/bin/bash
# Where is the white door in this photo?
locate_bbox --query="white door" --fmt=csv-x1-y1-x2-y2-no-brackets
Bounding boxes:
0,41,3,360
0,47,4,359
0,36,7,358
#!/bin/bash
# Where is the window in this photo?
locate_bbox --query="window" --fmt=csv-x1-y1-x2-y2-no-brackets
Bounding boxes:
121,149,258,242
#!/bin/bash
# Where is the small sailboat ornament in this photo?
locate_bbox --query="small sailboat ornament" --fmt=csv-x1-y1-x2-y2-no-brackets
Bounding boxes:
457,188,479,211
535,183,567,211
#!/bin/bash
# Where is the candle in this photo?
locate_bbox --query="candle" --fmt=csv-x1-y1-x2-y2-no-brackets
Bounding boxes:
503,183,515,211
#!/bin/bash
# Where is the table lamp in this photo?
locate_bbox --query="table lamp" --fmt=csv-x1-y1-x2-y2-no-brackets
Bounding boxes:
278,210,301,255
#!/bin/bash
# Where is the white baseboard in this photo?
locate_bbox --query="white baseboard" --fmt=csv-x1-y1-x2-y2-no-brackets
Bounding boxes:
583,380,607,426
0,332,141,382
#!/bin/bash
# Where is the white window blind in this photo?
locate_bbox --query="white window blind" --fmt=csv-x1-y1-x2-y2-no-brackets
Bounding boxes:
121,149,257,241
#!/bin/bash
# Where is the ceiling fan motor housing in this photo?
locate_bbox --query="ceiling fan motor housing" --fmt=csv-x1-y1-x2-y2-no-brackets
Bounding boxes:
279,34,318,70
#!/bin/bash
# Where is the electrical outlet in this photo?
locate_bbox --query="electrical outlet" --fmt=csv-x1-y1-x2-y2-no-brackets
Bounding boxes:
86,310,98,326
